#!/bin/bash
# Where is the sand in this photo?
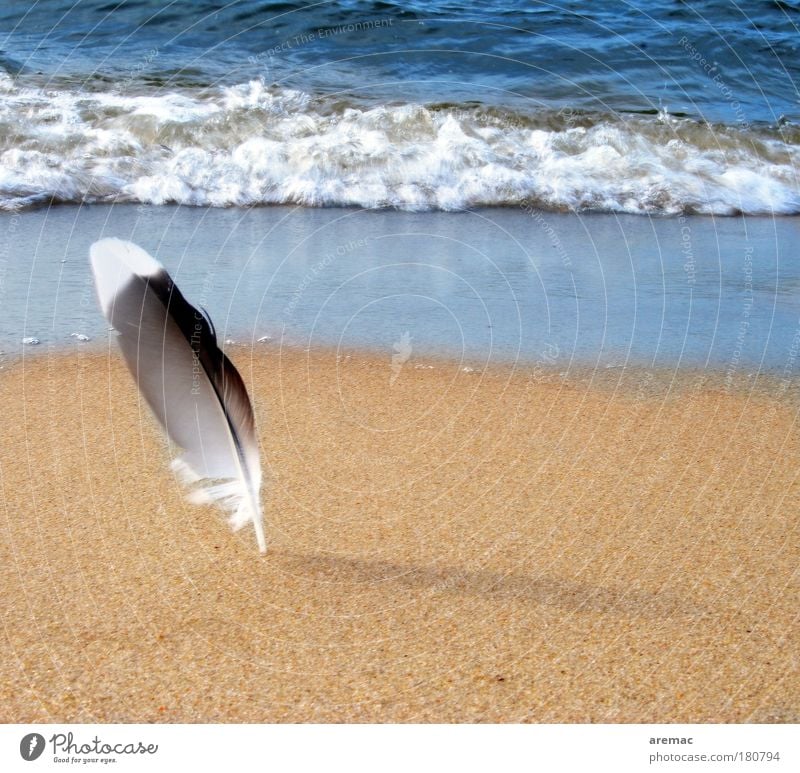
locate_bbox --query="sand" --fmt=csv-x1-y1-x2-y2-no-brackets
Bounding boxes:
0,346,798,723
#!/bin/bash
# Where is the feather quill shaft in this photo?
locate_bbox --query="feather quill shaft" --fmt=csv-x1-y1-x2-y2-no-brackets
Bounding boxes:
89,238,266,553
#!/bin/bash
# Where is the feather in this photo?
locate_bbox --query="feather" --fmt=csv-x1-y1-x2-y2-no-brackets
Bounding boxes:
89,238,266,553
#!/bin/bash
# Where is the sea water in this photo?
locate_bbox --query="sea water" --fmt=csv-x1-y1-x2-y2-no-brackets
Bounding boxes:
1,1,798,370
0,1,798,214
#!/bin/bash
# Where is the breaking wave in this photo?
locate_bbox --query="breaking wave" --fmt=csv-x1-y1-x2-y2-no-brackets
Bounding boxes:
1,77,798,215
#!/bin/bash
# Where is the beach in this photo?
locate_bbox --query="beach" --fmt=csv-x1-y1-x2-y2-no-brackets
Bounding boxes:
1,347,797,723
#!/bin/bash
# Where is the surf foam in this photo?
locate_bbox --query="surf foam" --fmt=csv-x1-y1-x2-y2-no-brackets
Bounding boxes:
1,79,798,215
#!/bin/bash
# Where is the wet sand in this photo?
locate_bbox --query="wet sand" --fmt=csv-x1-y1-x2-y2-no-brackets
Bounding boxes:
0,347,798,722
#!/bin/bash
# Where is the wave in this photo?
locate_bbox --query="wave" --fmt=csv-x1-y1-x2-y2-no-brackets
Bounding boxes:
1,78,798,215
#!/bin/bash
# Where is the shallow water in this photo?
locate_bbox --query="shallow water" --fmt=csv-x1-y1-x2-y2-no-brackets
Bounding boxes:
2,205,799,376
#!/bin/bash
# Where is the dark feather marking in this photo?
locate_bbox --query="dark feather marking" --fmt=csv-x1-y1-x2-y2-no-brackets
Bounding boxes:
142,269,256,484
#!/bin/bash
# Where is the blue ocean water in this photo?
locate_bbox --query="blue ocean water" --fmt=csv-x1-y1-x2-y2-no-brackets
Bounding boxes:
1,3,799,371
0,1,799,213
2,0,799,122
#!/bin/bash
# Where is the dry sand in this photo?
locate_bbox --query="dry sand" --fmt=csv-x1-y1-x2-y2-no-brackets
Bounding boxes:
0,347,798,723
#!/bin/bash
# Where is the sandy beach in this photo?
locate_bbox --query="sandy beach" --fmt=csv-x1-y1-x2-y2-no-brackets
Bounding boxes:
0,346,797,723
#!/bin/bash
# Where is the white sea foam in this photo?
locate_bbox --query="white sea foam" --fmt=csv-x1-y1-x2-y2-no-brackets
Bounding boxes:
0,79,798,215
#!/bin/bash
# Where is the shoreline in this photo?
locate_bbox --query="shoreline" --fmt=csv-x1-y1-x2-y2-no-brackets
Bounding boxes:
1,347,798,722
6,339,800,405
3,205,800,370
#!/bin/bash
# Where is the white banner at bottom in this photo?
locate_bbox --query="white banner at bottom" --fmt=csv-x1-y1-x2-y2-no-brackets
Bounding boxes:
1,723,796,773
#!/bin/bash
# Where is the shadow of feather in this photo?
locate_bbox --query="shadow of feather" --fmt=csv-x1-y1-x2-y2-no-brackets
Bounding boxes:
276,551,704,620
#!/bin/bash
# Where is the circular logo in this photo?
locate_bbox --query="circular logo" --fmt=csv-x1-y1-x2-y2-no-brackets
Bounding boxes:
20,733,45,762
